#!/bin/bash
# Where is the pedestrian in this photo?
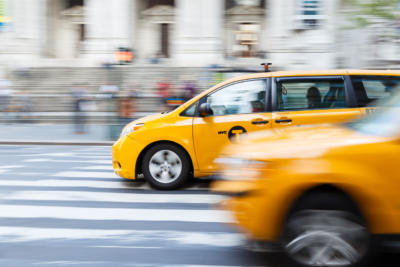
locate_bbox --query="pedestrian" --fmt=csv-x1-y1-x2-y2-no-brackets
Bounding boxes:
118,91,134,126
15,90,32,122
70,84,89,134
156,80,171,111
182,80,196,101
0,77,13,122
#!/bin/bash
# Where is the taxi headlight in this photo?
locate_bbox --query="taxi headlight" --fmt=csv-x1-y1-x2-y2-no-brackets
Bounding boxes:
120,123,144,138
215,157,267,181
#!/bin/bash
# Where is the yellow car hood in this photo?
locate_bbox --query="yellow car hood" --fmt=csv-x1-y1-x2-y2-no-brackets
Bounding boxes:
131,112,170,124
222,124,386,161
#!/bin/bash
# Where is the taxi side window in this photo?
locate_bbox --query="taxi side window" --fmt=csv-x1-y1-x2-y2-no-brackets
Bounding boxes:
277,79,346,111
350,76,400,107
206,80,267,116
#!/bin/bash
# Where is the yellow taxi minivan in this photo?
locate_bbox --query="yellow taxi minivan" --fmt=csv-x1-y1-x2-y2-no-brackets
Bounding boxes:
212,93,400,267
112,69,400,189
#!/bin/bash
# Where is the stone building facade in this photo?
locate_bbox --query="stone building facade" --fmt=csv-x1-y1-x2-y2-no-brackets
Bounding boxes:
0,0,399,70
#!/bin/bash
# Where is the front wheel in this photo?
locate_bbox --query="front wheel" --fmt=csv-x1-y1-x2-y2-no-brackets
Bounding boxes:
142,144,190,190
281,194,371,267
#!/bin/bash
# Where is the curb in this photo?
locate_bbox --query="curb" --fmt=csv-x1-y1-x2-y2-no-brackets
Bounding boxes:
0,140,114,146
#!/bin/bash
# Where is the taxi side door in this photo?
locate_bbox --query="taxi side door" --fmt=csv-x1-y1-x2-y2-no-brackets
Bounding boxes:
271,76,362,128
192,78,272,175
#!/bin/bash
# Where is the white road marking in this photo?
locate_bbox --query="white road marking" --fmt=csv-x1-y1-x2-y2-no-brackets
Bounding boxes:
0,165,24,169
28,152,75,157
0,205,233,223
53,171,119,179
0,226,242,247
31,260,108,265
4,190,227,204
24,158,110,164
0,179,134,189
0,179,209,190
20,153,110,159
14,172,44,176
92,245,162,249
73,165,113,171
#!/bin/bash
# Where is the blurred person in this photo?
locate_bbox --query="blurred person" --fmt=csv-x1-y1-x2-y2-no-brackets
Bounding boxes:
182,80,196,101
0,77,13,122
156,80,171,111
70,84,90,134
118,90,136,126
0,78,12,112
150,51,163,64
14,90,32,123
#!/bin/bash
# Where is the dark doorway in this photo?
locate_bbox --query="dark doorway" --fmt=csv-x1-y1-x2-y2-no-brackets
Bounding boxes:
79,24,85,41
66,0,83,8
148,0,175,9
161,23,169,58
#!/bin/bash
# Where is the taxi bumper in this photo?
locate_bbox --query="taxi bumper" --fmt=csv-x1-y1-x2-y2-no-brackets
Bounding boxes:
112,135,145,180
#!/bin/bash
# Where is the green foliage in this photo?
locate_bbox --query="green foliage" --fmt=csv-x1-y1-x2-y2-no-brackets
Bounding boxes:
344,0,400,27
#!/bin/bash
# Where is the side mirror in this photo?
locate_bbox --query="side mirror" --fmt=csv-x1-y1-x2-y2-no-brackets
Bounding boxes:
199,103,213,117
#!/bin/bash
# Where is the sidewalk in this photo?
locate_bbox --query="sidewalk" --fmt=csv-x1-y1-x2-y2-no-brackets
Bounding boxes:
0,123,120,145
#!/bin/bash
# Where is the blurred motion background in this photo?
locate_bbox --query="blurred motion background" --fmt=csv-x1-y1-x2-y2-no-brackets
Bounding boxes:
0,0,399,140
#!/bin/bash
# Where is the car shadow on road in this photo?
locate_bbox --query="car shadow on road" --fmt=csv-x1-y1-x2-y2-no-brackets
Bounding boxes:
118,175,215,191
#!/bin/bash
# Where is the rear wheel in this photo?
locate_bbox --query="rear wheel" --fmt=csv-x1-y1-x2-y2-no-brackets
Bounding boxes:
281,192,371,267
142,143,190,190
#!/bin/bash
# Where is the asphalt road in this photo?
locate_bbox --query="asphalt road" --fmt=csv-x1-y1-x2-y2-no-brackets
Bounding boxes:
0,145,286,267
0,145,398,267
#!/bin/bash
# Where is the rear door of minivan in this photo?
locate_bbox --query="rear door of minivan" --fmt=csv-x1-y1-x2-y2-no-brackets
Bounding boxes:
271,75,362,128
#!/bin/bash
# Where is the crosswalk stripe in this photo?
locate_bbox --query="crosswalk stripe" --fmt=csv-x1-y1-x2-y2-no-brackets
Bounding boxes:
0,165,24,169
0,179,211,190
0,205,233,223
3,190,226,204
73,165,114,171
21,152,110,158
53,171,119,179
0,179,137,189
23,158,110,164
0,226,242,247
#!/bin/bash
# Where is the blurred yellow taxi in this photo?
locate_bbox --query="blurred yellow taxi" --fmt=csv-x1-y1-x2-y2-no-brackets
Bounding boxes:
112,69,400,189
212,94,400,267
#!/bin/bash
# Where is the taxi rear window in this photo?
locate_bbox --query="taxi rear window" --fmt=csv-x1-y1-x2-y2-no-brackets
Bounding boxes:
350,76,400,107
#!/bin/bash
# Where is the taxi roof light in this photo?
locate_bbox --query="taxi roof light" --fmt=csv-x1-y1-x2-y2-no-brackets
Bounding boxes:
261,62,272,72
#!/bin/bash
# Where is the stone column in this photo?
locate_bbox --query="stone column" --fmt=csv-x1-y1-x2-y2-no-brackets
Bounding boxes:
11,0,42,57
265,0,290,50
129,0,139,53
83,0,131,62
174,0,224,66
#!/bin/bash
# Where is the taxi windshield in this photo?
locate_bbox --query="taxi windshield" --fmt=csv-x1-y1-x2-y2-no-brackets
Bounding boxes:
347,92,400,137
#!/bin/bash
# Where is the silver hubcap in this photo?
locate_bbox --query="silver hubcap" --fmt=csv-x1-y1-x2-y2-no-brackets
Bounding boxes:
149,150,182,184
283,210,369,266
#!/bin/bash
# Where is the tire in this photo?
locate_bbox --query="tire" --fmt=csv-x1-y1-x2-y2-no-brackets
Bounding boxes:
281,192,371,267
142,143,190,190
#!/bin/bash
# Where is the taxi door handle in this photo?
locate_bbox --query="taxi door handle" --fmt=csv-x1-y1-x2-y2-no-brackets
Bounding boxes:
251,120,269,125
275,119,292,123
